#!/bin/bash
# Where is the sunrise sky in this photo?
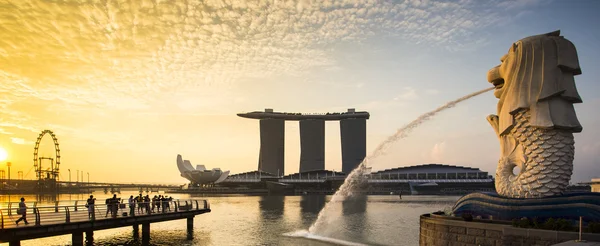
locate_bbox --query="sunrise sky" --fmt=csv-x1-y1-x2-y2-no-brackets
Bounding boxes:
1,0,599,184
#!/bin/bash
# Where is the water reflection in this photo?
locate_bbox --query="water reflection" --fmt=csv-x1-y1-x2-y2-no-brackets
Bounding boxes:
300,195,326,214
258,195,285,219
0,194,459,245
342,195,367,215
341,196,369,243
35,194,59,203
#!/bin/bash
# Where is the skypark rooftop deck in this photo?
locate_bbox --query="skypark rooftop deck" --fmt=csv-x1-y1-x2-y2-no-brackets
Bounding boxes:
237,108,370,120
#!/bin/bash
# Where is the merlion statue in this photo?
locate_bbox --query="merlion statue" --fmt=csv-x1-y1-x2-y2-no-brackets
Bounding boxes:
486,30,583,198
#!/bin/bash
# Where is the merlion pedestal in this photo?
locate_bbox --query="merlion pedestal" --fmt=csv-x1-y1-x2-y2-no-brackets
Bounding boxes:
452,30,600,222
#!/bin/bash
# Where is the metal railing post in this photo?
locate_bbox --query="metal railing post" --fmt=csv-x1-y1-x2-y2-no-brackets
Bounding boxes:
8,204,12,216
65,207,70,223
1,209,4,229
74,201,78,211
195,200,199,210
55,201,59,212
174,202,178,212
204,200,208,209
34,208,41,226
579,216,583,242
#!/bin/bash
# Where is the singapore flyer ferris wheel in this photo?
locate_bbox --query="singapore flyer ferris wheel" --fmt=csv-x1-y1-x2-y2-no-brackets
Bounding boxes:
33,129,61,181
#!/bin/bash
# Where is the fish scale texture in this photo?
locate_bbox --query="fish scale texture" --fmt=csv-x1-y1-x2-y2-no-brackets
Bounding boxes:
496,110,574,198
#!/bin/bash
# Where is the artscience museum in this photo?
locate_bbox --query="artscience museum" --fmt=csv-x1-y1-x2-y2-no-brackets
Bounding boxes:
176,154,230,186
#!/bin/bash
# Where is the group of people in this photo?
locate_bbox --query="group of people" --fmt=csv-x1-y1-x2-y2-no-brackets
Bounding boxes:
83,194,120,219
130,194,174,215
82,194,175,219
13,194,177,226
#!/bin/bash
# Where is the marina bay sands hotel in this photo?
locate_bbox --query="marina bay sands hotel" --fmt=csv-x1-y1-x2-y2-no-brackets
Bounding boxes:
237,108,369,176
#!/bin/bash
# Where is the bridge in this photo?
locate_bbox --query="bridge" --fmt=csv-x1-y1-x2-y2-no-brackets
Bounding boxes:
0,179,180,194
0,199,210,245
64,181,180,194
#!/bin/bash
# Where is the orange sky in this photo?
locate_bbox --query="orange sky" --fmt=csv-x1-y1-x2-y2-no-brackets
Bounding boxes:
2,0,600,184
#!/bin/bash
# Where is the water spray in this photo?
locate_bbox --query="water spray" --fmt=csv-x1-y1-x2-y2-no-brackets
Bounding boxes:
308,87,494,234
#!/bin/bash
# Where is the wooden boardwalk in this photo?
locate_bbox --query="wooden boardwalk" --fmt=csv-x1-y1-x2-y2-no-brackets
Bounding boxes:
0,199,210,245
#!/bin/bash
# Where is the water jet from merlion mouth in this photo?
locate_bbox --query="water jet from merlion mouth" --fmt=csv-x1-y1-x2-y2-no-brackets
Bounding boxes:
307,87,494,235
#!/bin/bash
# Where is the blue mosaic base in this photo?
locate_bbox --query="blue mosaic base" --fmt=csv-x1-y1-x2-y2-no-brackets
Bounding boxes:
452,192,600,222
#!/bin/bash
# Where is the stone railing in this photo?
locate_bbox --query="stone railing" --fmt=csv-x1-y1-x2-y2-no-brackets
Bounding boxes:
420,213,600,246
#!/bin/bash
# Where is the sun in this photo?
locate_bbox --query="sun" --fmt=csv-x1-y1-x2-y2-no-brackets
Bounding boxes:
0,147,7,162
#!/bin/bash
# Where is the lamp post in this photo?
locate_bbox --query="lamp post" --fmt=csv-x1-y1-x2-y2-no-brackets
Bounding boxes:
68,169,71,185
76,170,79,183
7,162,11,186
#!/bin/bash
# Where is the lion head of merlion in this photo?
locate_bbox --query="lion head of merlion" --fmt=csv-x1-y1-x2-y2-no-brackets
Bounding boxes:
486,30,583,136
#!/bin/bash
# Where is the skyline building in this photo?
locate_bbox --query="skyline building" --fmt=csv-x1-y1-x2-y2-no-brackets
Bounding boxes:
176,154,230,185
299,119,325,172
258,119,285,176
340,118,367,174
238,108,369,176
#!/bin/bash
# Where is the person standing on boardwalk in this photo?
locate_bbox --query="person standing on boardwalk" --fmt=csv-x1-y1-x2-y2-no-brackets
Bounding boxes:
110,194,119,218
137,194,144,214
86,195,96,220
128,195,135,216
144,195,151,214
156,195,162,213
15,197,29,225
105,197,111,217
151,195,157,212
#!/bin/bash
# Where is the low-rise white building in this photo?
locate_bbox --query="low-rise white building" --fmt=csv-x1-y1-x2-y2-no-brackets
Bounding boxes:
592,178,600,193
176,154,229,185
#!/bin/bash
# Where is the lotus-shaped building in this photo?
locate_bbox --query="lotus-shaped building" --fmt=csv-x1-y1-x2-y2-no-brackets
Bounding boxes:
176,154,230,185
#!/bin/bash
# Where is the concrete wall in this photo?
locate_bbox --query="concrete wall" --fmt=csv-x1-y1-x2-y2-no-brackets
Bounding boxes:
420,214,600,246
299,120,325,173
340,118,366,174
258,119,285,176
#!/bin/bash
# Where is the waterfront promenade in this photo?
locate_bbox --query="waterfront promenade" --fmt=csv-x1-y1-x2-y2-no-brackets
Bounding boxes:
0,199,210,245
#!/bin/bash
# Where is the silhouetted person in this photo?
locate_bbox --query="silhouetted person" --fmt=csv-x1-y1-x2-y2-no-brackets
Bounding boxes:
15,197,29,225
128,195,135,216
157,195,162,213
144,195,151,214
86,195,96,220
160,195,167,213
151,196,155,212
137,194,144,213
165,196,172,212
105,197,111,217
111,194,119,218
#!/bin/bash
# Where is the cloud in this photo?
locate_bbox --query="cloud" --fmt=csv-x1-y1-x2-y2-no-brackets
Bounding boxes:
0,128,13,135
430,141,446,162
0,0,546,141
11,137,33,145
394,87,419,101
425,89,440,95
497,0,551,10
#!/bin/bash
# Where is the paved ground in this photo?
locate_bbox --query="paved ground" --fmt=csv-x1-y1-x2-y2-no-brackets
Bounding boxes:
554,241,600,246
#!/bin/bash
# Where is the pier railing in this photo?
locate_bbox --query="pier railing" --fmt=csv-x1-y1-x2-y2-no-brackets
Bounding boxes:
0,199,209,230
